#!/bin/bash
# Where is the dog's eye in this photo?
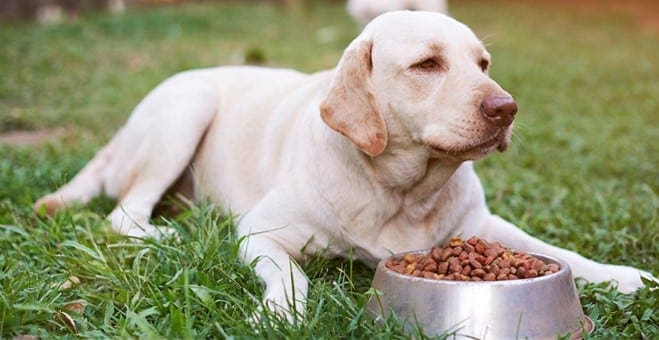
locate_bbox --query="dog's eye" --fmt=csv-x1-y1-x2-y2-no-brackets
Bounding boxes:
412,58,441,71
479,59,489,72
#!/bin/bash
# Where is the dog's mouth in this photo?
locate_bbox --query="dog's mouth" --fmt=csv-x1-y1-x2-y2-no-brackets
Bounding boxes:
426,130,509,159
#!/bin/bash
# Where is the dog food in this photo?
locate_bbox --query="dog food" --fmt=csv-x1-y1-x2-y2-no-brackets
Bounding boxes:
385,236,560,281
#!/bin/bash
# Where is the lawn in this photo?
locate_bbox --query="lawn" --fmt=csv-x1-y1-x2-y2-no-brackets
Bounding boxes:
1,0,657,338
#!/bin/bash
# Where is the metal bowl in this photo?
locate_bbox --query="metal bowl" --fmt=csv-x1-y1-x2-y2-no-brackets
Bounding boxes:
367,251,593,339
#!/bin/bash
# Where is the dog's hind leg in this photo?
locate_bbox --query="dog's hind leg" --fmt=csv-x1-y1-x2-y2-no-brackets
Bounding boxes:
36,70,218,239
106,72,218,238
34,133,122,216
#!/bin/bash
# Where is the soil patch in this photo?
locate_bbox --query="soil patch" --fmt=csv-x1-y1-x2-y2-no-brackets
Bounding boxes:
0,128,65,147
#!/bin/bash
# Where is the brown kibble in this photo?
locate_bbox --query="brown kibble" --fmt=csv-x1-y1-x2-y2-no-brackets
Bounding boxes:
394,264,407,273
441,248,453,261
511,258,522,267
471,268,486,278
458,251,469,261
499,258,512,268
403,253,418,263
424,262,438,272
449,262,462,274
438,261,449,274
490,263,500,275
484,247,498,258
532,260,544,271
385,236,560,282
499,267,511,276
405,264,415,274
475,242,485,254
431,247,442,261
475,254,486,264
540,264,549,273
449,237,463,247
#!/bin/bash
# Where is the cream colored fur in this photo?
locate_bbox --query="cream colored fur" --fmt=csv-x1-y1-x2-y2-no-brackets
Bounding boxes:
35,11,655,322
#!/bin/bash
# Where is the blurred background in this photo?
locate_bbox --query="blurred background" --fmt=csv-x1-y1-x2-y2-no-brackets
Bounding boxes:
1,0,315,23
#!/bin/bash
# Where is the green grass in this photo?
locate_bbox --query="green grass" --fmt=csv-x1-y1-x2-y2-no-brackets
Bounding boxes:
1,1,658,338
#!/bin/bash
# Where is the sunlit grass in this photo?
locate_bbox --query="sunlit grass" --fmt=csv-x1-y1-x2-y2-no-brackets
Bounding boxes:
1,1,657,338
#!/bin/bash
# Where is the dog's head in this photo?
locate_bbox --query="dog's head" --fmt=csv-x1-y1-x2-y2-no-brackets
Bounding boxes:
320,11,517,161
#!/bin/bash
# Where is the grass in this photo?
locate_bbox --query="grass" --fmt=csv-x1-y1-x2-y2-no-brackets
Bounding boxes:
1,0,657,338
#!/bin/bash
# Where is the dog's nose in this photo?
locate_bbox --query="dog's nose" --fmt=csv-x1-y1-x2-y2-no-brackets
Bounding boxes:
480,96,517,126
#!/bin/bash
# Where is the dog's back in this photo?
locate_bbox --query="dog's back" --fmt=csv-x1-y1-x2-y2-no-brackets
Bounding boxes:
191,67,332,213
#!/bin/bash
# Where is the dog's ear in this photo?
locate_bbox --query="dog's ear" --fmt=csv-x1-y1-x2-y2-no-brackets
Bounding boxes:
320,39,387,157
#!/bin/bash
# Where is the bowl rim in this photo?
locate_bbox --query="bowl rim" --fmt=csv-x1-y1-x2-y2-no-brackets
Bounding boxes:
378,249,571,286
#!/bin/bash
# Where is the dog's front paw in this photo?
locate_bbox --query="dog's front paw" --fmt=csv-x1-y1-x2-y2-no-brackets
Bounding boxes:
265,295,304,324
603,264,657,294
250,294,305,325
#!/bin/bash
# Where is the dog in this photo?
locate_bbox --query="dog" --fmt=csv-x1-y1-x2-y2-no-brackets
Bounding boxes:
35,10,655,321
347,0,448,26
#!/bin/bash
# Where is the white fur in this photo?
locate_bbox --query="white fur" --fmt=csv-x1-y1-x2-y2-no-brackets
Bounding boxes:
347,0,448,26
36,11,655,321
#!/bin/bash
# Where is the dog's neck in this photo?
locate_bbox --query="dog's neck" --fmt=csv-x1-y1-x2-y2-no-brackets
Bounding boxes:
361,144,462,199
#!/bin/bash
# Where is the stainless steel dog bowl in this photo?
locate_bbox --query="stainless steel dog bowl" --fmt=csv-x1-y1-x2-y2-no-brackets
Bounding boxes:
367,251,593,339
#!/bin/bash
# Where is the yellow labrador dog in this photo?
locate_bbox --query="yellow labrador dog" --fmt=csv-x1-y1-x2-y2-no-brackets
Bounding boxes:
36,11,653,320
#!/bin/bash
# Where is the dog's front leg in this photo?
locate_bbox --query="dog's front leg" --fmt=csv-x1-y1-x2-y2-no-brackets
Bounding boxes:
475,214,656,293
239,233,307,323
236,195,310,323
